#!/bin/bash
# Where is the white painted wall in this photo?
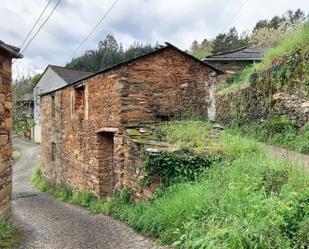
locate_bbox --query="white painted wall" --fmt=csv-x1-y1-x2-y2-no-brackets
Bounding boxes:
33,67,67,143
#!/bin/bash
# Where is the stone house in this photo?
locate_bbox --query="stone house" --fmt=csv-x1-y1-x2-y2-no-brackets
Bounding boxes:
203,46,267,84
33,65,92,143
40,43,223,199
0,40,22,219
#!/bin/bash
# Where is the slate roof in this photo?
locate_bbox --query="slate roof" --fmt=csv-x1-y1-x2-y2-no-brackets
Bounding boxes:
49,65,93,84
203,46,268,62
41,42,225,96
0,40,23,58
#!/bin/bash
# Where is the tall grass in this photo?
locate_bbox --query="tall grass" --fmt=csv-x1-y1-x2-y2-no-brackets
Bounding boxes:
159,121,213,152
229,120,309,155
33,130,309,248
263,21,309,64
104,133,309,248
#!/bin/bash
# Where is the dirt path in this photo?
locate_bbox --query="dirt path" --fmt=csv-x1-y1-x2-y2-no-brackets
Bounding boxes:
12,138,163,249
266,144,309,172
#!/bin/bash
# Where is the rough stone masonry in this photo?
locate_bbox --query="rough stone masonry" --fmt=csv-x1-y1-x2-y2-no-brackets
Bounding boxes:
40,43,223,200
0,41,22,219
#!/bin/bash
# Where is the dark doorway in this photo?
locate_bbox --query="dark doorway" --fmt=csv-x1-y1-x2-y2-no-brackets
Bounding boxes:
97,132,115,196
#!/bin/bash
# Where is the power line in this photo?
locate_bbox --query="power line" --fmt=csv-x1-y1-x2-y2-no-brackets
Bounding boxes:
19,0,53,50
21,0,62,54
220,0,250,33
68,0,120,61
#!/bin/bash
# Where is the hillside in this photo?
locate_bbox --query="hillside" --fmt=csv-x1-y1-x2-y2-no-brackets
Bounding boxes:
216,22,309,154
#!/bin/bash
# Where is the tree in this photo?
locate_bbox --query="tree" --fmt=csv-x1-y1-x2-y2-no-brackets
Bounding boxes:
250,9,308,48
189,39,213,59
66,35,156,72
253,9,307,32
212,27,248,54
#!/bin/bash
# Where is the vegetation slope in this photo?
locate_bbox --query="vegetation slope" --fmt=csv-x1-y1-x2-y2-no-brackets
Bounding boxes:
33,121,309,249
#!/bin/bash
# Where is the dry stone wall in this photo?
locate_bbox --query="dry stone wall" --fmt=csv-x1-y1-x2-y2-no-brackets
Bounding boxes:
216,85,309,128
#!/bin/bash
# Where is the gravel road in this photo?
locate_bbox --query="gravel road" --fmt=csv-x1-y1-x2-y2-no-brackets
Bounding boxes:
12,137,163,249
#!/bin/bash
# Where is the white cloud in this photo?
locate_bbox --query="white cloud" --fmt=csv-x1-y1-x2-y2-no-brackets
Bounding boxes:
0,0,307,75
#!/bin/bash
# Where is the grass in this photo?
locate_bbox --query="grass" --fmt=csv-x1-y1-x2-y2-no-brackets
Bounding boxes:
33,127,309,248
229,118,309,155
0,220,22,249
217,21,309,94
12,150,22,160
263,21,309,65
158,120,217,152
216,64,256,95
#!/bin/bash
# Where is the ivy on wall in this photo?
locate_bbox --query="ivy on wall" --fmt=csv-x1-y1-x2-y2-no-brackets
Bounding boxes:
142,149,221,187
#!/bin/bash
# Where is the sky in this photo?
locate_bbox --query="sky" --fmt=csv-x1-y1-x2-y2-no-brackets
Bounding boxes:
0,0,308,76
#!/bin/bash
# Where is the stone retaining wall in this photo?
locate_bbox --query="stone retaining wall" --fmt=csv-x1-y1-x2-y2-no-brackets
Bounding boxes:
216,85,309,128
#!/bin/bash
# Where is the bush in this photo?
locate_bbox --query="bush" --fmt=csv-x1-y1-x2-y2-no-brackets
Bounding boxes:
0,221,12,240
103,133,309,248
142,149,221,187
0,220,20,248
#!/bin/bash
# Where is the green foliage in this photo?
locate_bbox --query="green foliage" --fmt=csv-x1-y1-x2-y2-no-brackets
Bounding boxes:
253,9,306,32
224,65,255,87
32,165,107,213
190,39,213,59
12,150,22,160
66,34,156,72
30,73,41,87
104,133,309,248
0,221,12,240
32,133,309,248
231,119,309,155
0,220,21,249
264,21,309,62
219,20,309,96
212,27,248,54
158,121,213,152
13,118,35,137
142,150,221,187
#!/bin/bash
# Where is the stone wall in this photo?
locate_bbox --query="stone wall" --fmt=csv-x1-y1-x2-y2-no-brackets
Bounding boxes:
40,47,217,200
216,85,309,128
0,54,13,219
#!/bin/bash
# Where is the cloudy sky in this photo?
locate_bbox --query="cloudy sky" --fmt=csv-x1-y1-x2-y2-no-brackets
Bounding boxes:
0,0,308,75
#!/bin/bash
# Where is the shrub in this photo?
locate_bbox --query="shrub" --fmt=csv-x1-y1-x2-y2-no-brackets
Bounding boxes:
0,221,12,240
142,149,221,187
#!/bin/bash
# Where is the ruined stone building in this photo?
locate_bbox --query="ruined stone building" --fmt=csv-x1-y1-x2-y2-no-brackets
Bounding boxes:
40,43,223,199
0,40,22,219
33,65,92,143
203,46,267,84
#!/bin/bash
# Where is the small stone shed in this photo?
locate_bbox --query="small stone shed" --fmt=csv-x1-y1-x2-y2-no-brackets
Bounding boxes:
0,40,22,219
40,43,223,199
203,46,267,84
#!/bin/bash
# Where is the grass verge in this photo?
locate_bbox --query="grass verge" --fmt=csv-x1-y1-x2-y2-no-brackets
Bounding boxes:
32,129,309,248
0,220,22,249
229,118,309,155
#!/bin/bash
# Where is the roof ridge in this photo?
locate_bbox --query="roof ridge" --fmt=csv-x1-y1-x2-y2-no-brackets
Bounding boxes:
205,46,248,58
41,42,224,97
49,64,93,74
